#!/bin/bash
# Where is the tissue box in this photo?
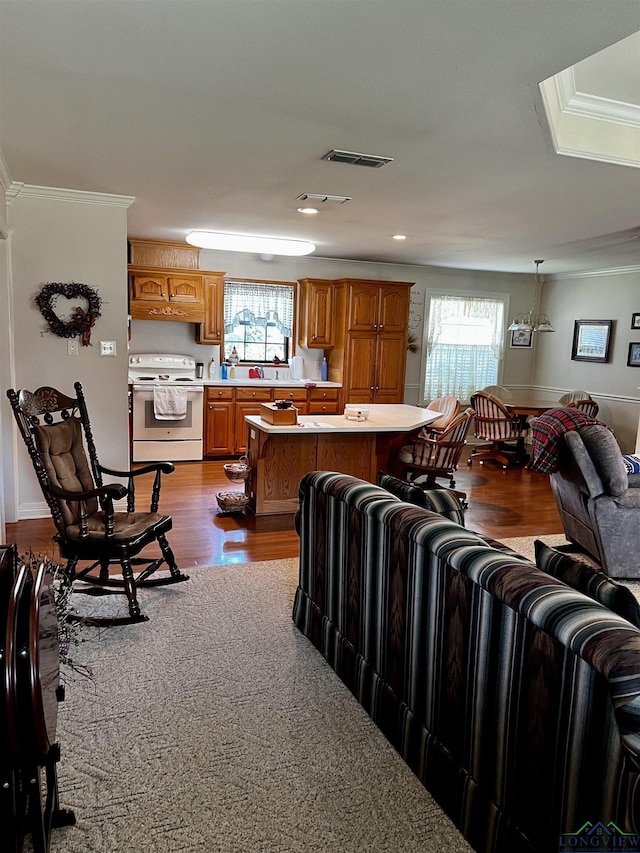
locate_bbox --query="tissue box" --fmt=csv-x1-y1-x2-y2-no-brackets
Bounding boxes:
260,403,298,424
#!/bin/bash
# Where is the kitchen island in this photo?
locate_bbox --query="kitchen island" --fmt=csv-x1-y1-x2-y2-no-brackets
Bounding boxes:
244,404,440,515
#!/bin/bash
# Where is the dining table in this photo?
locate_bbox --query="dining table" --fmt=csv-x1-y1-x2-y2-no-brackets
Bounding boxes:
506,400,558,417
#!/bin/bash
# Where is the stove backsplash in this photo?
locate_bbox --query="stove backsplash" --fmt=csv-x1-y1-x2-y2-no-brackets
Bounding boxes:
130,319,322,380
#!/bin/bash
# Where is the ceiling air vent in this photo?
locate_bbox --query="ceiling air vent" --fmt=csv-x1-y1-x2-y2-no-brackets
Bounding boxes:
296,193,351,204
322,149,394,168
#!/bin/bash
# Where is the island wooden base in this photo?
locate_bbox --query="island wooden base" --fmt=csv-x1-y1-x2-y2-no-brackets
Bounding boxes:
245,426,414,515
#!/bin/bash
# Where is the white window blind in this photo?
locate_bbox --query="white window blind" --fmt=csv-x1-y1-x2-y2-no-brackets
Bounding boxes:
423,292,506,403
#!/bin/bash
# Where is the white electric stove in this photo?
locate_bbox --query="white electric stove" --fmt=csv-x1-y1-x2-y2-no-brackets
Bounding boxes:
128,354,204,462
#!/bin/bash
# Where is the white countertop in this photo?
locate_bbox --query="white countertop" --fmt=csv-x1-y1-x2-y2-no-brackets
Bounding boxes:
246,404,441,434
203,379,342,388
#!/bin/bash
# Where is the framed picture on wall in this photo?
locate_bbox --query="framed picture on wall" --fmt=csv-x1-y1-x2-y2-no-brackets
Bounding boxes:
632,313,640,329
628,343,640,367
510,329,533,348
571,320,613,363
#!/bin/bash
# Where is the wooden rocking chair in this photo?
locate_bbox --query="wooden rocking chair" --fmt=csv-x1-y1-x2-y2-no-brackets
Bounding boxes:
7,382,189,624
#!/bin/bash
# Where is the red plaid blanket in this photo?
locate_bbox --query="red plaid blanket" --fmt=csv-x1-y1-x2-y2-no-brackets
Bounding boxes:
529,407,604,474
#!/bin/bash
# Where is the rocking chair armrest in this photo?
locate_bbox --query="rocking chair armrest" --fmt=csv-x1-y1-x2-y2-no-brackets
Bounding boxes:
45,482,128,502
99,462,175,478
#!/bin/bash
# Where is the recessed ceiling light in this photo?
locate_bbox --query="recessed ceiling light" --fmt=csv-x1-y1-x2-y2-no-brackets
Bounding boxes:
297,207,319,215
392,234,407,240
186,231,316,256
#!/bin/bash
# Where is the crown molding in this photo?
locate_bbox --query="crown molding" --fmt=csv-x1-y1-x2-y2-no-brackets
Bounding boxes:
555,68,640,129
6,182,135,207
551,265,640,280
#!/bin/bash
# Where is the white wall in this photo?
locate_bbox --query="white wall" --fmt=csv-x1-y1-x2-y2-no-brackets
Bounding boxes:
130,250,538,404
4,187,132,520
535,268,640,451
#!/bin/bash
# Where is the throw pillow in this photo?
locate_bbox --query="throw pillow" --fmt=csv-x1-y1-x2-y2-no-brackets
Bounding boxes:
623,454,640,474
376,471,465,526
576,424,628,497
534,540,640,628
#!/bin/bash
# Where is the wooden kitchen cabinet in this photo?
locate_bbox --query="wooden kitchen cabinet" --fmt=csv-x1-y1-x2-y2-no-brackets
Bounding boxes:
129,266,204,322
346,280,409,332
234,387,273,453
204,387,235,456
326,278,413,405
195,275,225,345
276,386,308,414
128,264,225,325
298,278,336,348
308,385,339,414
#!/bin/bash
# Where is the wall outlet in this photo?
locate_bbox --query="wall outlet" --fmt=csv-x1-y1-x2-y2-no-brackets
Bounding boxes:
67,339,79,356
100,340,117,356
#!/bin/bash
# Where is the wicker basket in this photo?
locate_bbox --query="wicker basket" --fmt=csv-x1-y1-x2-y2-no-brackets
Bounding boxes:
216,491,250,513
223,456,251,482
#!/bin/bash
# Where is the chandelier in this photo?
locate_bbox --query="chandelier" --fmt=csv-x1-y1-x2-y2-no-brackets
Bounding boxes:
507,260,554,333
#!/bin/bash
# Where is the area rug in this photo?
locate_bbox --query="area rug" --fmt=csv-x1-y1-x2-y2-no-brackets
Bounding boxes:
47,559,471,853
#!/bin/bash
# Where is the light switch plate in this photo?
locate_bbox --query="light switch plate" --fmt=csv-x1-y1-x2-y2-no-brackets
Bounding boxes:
100,340,117,356
67,339,79,356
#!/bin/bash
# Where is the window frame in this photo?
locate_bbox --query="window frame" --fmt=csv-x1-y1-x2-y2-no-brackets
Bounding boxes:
222,278,296,364
419,289,510,406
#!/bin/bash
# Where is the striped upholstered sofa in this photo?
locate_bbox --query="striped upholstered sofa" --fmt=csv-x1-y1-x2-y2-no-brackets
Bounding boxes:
292,472,640,853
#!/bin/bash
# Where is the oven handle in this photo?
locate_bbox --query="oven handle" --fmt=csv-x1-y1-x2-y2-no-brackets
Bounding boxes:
132,384,204,393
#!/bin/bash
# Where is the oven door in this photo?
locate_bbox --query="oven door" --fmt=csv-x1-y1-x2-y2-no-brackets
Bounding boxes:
132,385,204,461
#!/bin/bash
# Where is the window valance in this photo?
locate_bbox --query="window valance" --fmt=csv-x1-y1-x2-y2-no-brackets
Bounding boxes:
224,281,293,336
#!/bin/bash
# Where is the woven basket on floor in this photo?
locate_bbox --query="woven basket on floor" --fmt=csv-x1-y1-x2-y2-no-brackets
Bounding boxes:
216,491,250,513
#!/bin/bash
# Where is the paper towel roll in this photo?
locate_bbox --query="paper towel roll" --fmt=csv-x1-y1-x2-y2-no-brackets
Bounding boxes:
289,356,304,380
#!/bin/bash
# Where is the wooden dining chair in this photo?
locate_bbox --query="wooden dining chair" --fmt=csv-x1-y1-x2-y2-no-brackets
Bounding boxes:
398,408,474,489
468,391,529,469
558,390,598,418
421,395,461,438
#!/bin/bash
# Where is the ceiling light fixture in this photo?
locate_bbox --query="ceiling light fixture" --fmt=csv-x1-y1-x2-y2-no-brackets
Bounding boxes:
392,234,407,240
297,207,318,215
186,231,316,256
507,260,555,334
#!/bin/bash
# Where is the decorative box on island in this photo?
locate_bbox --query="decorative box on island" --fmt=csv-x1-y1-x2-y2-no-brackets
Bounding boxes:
260,401,298,425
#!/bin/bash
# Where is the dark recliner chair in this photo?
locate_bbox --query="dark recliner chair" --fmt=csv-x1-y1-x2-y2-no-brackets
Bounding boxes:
539,421,640,578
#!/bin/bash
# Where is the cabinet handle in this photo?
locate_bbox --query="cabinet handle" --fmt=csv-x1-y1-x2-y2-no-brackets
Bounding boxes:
370,386,375,391
379,324,384,330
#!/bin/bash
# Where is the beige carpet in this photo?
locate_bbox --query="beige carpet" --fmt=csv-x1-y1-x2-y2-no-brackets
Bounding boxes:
47,560,471,853
500,534,640,602
499,533,570,562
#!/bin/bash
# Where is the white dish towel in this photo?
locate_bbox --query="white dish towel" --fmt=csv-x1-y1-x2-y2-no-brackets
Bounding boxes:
153,386,188,420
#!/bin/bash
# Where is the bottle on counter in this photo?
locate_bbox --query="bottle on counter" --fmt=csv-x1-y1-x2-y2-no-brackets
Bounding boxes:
208,358,217,379
229,363,236,379
221,362,228,380
321,357,328,382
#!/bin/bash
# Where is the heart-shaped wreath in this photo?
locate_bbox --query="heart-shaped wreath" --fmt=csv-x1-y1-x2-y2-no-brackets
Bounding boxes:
35,282,102,346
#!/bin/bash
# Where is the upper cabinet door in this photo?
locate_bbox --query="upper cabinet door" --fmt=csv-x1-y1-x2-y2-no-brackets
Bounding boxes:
195,276,224,345
298,279,335,348
167,275,203,303
347,282,379,331
378,285,410,333
131,274,168,302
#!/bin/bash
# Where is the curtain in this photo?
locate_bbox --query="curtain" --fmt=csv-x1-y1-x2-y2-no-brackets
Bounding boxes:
424,293,505,402
224,281,293,335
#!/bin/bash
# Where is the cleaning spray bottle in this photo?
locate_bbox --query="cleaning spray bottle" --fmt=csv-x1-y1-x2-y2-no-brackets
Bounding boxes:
320,356,328,382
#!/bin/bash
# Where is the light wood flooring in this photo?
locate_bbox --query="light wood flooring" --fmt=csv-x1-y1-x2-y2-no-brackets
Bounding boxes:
5,447,563,569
